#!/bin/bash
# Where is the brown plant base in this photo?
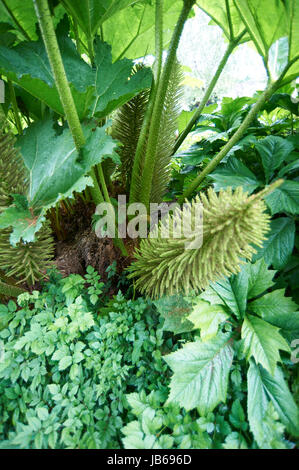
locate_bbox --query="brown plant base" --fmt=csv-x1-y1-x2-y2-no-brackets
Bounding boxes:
54,227,136,294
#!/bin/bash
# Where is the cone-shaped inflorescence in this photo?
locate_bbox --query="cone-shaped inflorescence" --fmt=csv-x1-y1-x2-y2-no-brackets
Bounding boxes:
112,65,150,190
0,224,55,285
128,185,274,298
0,119,55,286
0,118,27,211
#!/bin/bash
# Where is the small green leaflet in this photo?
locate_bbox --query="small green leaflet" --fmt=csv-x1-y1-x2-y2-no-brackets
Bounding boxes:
247,360,299,441
164,333,234,414
245,259,276,299
201,273,248,319
153,295,194,335
187,299,228,341
241,314,290,375
252,217,295,270
89,39,152,118
265,180,299,215
249,288,299,343
249,288,298,318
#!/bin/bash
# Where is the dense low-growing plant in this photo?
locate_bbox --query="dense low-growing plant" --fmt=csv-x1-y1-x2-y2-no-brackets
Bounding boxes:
0,268,172,448
0,263,298,449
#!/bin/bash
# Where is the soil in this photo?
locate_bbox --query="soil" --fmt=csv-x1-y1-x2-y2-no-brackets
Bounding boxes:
51,197,136,287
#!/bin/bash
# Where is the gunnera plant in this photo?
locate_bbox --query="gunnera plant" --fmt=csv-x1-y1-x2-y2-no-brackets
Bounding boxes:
0,118,55,286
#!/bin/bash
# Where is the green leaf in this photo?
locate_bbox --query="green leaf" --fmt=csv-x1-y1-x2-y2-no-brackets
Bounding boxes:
255,136,294,183
164,333,234,414
245,259,276,300
241,314,290,374
248,360,299,440
89,39,152,118
265,180,299,215
223,432,248,449
211,157,260,194
61,0,141,39
229,399,247,431
252,217,295,270
0,23,94,118
233,1,285,59
250,289,298,318
249,289,299,343
102,0,183,61
36,407,49,421
187,299,228,341
154,295,194,335
0,204,45,246
201,273,248,319
197,0,248,41
234,0,299,82
0,0,38,40
0,119,116,243
58,355,72,371
268,37,289,81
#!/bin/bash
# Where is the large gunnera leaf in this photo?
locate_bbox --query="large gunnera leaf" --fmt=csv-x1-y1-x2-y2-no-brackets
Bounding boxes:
0,119,117,245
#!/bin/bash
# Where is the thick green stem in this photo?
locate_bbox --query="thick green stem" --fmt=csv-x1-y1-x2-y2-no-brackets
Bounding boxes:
73,19,82,56
153,0,163,82
34,0,85,150
8,80,23,135
34,0,104,205
0,280,26,298
139,0,196,210
97,164,129,256
129,0,164,205
87,35,95,66
180,81,278,202
173,33,245,154
97,164,110,203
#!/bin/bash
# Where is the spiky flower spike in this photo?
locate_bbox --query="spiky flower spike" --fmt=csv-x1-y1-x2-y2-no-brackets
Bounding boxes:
0,225,55,285
0,119,55,286
0,118,27,210
112,65,150,189
128,183,281,299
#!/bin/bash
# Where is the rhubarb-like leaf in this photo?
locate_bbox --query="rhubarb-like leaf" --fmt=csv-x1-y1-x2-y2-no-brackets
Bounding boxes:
88,39,152,118
0,119,117,244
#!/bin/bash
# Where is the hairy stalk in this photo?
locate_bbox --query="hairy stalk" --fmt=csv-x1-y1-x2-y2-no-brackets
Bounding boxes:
180,81,278,201
34,0,128,256
153,0,163,82
0,280,25,298
34,0,104,205
8,80,23,135
72,19,82,56
139,0,196,210
129,1,163,205
173,31,246,154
